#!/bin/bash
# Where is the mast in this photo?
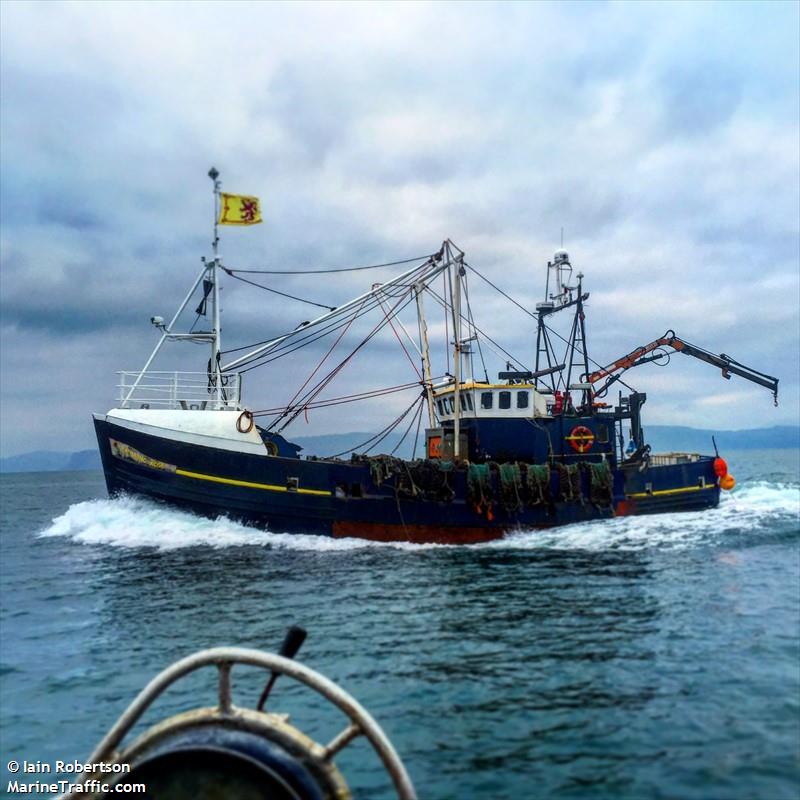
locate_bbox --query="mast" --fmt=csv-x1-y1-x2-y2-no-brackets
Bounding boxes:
575,272,590,407
449,242,463,460
534,255,561,393
414,283,435,428
533,249,590,399
564,270,590,407
208,167,224,407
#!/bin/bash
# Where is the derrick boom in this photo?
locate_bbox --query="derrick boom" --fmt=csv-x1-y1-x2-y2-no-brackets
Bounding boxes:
587,331,779,404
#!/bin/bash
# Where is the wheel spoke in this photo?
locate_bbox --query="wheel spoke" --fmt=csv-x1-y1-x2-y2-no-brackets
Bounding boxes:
217,661,233,714
323,722,362,760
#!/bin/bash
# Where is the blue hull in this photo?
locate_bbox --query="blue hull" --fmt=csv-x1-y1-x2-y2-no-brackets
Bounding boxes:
94,418,720,544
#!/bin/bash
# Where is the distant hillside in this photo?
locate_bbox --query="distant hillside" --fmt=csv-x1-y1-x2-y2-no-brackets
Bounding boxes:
291,432,411,458
289,426,800,457
0,450,74,473
0,449,101,474
644,425,800,453
1,426,797,473
66,449,104,471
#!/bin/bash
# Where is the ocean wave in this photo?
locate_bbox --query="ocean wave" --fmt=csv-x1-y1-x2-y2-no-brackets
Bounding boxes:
488,480,800,552
39,481,799,553
38,495,407,552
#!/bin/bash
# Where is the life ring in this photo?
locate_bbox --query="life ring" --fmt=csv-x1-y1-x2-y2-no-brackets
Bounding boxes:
566,425,594,453
236,410,255,434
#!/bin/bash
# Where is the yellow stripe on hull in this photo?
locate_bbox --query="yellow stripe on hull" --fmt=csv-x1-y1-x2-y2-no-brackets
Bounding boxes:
626,484,716,499
175,468,332,497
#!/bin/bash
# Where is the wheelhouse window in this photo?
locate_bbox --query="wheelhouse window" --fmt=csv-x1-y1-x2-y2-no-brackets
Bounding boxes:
459,393,474,411
517,391,529,409
481,392,493,409
448,397,455,413
499,391,511,409
436,399,445,416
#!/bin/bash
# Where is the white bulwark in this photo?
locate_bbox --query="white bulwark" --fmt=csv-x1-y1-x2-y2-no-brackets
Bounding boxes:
94,409,268,455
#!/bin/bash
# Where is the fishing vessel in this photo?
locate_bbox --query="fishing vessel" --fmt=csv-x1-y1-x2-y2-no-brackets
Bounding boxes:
92,170,780,544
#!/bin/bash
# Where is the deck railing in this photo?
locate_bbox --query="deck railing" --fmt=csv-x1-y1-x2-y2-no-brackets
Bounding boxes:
117,371,241,410
648,452,702,466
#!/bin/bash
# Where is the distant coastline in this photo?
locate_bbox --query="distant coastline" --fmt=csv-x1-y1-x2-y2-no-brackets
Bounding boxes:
2,425,798,474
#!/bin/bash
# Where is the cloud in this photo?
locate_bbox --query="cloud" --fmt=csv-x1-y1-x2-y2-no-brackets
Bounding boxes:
1,0,798,456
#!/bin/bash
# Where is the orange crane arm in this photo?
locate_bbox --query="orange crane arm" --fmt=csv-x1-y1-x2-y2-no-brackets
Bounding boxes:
586,330,779,403
586,330,677,384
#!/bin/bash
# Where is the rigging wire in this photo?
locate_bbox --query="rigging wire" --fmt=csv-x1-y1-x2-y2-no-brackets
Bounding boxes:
224,254,437,275
464,260,635,390
375,294,422,379
281,291,416,412
216,244,636,434
391,395,425,456
465,260,537,321
412,392,425,460
221,300,374,357
221,268,336,311
324,395,424,458
223,278,418,370
423,283,531,373
277,299,366,421
250,380,427,418
462,273,489,383
271,289,421,433
188,309,205,335
220,260,435,367
367,396,423,455
242,290,419,378
542,321,635,392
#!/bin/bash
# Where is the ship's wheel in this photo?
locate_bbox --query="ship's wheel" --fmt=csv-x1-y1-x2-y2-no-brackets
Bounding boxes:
63,646,416,800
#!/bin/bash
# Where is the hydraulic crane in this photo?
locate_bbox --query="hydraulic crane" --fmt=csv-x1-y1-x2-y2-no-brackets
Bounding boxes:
585,330,779,405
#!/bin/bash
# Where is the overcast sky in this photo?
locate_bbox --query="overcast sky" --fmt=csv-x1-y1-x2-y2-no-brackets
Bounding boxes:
1,0,798,457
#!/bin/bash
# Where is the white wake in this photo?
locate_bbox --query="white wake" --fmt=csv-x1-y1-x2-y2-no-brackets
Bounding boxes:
39,482,798,553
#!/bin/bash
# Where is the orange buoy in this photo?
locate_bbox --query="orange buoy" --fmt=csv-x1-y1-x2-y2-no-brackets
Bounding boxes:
720,473,736,491
713,457,728,477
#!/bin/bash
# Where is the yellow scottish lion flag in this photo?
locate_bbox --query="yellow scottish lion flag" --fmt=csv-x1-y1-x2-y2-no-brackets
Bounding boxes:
218,193,262,226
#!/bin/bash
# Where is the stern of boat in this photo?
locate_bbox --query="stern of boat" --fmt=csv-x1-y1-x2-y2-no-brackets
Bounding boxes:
616,452,722,516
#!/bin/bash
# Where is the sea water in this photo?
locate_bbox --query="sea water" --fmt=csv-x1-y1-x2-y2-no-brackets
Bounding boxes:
1,449,798,800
